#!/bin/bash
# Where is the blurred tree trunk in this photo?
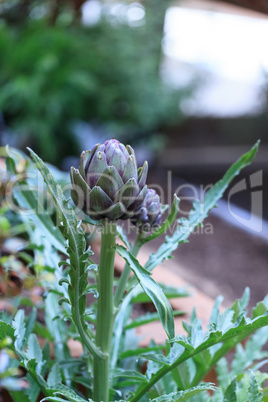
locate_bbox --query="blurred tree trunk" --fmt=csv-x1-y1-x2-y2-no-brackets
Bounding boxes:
143,0,171,73
221,0,268,15
49,0,62,25
70,0,88,24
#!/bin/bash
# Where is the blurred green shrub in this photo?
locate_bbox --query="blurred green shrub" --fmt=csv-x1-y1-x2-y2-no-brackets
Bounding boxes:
0,0,187,164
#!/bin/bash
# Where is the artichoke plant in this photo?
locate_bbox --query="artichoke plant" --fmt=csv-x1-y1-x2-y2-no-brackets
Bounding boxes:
132,188,162,232
70,139,148,220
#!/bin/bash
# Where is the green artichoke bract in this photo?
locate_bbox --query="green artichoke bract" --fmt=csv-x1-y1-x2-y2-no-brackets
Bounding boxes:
131,188,162,232
70,139,148,221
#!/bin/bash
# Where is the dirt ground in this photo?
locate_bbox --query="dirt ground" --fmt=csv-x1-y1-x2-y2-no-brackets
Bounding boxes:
146,167,268,311
160,213,268,310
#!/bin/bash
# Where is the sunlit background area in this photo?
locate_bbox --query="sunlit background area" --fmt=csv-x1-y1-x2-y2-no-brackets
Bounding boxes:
0,0,268,310
164,3,268,116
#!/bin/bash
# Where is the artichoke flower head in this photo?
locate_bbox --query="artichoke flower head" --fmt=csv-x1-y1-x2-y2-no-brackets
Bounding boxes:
132,188,162,232
70,139,148,221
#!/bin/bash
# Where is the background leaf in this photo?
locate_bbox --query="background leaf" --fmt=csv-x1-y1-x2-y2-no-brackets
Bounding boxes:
130,293,268,402
12,309,26,352
248,371,263,402
47,364,62,389
116,245,175,340
125,310,185,330
149,383,217,401
5,148,66,254
130,284,189,303
223,379,237,402
26,333,43,374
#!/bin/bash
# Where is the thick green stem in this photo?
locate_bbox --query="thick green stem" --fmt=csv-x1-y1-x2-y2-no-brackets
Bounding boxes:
114,235,142,307
93,220,117,402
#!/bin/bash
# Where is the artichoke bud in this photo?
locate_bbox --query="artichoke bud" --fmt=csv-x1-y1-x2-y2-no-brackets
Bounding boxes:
70,139,148,221
131,188,162,232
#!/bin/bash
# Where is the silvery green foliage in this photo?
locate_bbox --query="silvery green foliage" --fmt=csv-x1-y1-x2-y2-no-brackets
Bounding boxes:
128,289,268,402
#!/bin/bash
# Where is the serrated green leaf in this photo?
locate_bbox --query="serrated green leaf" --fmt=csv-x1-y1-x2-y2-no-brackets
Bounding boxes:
6,149,66,254
224,379,237,402
254,370,268,388
216,358,229,390
231,327,268,377
189,313,268,386
141,352,170,365
171,358,197,390
26,334,43,373
252,301,267,319
145,142,259,272
129,295,268,402
239,287,250,312
116,245,175,340
216,309,235,333
111,369,148,383
25,308,37,341
28,149,102,360
52,384,89,401
5,155,17,174
131,284,190,303
154,370,177,397
125,310,185,330
12,309,26,352
0,320,15,343
119,345,166,359
23,359,51,398
210,296,224,326
190,318,204,349
149,383,217,401
47,363,62,388
248,371,263,402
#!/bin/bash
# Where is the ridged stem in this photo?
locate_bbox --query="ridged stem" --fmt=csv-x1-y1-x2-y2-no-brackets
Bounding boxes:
93,220,117,402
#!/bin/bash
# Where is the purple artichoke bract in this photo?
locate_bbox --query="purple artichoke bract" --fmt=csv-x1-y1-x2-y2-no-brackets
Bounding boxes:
70,139,148,221
132,188,162,232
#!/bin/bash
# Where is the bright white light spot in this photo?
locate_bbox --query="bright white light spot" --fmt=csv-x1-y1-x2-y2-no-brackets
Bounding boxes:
126,4,145,22
164,7,268,83
82,0,102,26
104,2,145,26
109,3,125,17
180,78,264,116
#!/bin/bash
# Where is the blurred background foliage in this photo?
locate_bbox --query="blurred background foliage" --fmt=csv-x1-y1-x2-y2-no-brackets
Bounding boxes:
0,0,190,165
